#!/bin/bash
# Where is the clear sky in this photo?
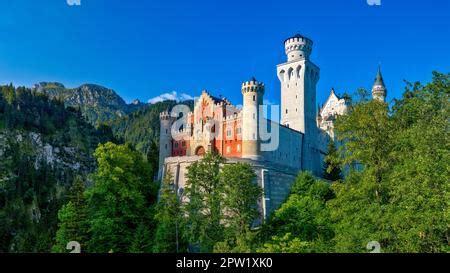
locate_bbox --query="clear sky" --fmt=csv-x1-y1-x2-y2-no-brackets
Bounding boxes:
0,0,449,106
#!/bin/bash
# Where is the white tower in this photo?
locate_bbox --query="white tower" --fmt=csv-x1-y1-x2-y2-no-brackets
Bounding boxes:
277,34,321,174
158,111,173,179
241,77,264,160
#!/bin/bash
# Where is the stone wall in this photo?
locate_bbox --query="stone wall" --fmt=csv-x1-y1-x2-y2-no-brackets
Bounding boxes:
162,156,300,222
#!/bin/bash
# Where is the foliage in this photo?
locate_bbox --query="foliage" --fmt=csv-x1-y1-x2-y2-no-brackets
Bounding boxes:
109,100,193,155
183,152,225,252
322,140,342,181
329,72,449,252
213,163,262,253
153,169,185,253
257,233,313,253
52,177,89,253
85,142,158,253
257,172,335,253
0,84,115,252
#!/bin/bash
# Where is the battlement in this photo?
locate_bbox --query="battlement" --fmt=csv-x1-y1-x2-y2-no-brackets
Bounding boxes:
159,111,172,120
284,34,313,61
224,111,242,122
241,77,265,94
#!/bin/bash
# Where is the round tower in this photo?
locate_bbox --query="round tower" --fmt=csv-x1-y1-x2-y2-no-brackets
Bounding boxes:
372,66,387,102
284,34,314,62
241,77,264,159
158,111,173,179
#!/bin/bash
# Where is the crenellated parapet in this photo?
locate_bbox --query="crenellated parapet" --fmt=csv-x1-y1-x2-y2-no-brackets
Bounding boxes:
284,34,313,61
241,77,265,94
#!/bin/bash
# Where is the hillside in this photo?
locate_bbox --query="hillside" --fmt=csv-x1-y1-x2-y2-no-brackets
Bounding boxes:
0,84,116,252
109,100,194,155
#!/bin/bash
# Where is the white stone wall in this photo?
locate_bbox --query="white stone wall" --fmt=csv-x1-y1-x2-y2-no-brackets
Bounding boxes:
261,122,303,170
162,156,300,221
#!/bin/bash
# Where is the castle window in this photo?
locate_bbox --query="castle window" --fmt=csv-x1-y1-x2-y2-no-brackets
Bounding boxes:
182,141,186,147
253,133,256,140
253,113,256,119
253,95,255,101
237,144,241,152
165,144,168,149
174,142,179,148
166,129,168,134
226,146,231,154
286,109,288,114
236,128,242,134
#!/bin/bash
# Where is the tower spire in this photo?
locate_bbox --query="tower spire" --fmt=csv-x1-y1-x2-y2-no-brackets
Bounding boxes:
374,65,385,87
372,65,387,102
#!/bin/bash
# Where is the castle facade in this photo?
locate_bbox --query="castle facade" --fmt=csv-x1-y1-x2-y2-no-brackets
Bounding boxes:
158,34,386,219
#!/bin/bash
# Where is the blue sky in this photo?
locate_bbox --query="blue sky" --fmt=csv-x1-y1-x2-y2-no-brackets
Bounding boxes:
0,0,449,106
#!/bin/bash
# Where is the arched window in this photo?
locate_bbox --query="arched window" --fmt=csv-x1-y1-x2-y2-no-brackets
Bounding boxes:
296,65,302,78
287,67,294,81
279,70,286,83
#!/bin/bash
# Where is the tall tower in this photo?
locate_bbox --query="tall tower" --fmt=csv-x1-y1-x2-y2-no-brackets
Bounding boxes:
277,34,319,133
241,77,264,160
277,34,320,174
158,111,173,179
372,66,387,102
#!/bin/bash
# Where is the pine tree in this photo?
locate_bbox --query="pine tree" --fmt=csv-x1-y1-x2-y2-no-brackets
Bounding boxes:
52,176,89,253
146,140,159,179
322,140,342,181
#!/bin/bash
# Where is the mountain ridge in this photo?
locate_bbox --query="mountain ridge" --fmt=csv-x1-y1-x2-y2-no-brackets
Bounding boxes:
32,82,147,125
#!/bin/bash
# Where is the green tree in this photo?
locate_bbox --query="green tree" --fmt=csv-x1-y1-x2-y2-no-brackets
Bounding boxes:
86,142,157,253
258,172,335,253
322,140,342,181
383,72,449,252
146,140,159,179
153,168,185,253
183,152,225,252
213,163,262,253
257,233,313,253
52,176,89,253
329,72,449,252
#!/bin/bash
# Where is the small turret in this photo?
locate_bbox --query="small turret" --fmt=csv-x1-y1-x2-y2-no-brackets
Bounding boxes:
372,66,387,102
241,77,264,159
158,110,174,179
241,77,265,95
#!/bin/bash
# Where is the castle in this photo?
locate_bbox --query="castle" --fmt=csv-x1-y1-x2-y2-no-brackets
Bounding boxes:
158,34,387,219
